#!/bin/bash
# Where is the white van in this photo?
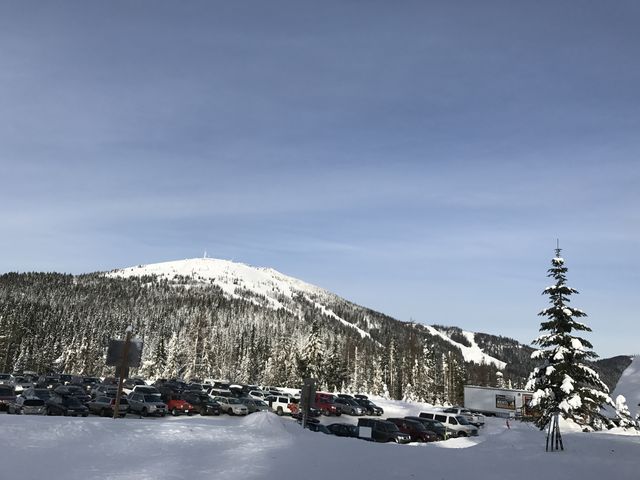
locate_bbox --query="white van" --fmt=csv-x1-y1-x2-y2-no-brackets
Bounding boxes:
419,411,479,437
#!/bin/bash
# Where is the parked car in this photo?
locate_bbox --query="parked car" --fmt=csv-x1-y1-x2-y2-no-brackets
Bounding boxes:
290,403,322,421
0,385,16,411
248,390,269,400
212,396,248,416
88,396,129,417
334,397,364,415
441,406,486,427
315,392,341,416
386,418,438,442
418,411,479,437
12,376,34,394
91,385,118,399
167,397,194,416
337,393,354,399
184,383,206,392
53,385,91,404
357,418,411,444
131,385,161,396
242,398,270,414
127,392,167,417
307,422,331,434
122,378,147,394
327,423,359,438
266,395,297,416
8,396,47,415
58,374,74,385
207,387,233,398
46,394,89,416
21,387,54,402
0,373,15,386
36,375,60,389
354,398,383,416
181,391,221,416
80,376,101,393
405,416,449,440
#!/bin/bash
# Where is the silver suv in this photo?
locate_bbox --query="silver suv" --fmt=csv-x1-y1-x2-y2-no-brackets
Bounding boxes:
127,392,167,417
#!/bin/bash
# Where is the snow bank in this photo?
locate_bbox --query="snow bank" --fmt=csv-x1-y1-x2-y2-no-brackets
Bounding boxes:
1,412,638,480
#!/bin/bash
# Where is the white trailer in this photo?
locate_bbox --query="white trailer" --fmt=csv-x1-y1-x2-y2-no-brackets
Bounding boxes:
463,385,534,418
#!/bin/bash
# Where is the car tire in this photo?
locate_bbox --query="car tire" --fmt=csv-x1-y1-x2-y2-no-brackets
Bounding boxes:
100,408,108,417
458,432,467,437
172,408,179,416
82,413,88,417
141,408,148,417
276,407,283,416
187,412,192,416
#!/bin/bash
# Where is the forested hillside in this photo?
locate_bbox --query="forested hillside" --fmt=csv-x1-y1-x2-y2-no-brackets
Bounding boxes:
0,260,626,404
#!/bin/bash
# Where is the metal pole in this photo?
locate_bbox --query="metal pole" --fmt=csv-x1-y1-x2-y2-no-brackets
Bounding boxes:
113,327,132,420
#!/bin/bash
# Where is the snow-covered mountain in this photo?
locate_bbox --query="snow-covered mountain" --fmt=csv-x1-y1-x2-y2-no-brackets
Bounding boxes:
108,258,372,339
612,356,640,418
109,258,509,368
0,257,628,402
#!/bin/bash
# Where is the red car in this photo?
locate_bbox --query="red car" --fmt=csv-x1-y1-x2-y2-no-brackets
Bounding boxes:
167,398,194,416
314,392,341,416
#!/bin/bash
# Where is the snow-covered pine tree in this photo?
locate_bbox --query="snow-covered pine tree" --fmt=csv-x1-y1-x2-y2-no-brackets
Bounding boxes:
526,247,613,430
614,395,638,429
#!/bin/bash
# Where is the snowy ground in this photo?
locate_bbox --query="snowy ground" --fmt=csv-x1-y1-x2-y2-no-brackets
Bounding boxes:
1,397,638,480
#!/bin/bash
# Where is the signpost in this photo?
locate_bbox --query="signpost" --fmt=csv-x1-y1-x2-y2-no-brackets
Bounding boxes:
300,378,317,429
106,327,143,420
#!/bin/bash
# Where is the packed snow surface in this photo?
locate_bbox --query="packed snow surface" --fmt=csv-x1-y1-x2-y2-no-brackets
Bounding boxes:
108,258,371,339
1,397,638,480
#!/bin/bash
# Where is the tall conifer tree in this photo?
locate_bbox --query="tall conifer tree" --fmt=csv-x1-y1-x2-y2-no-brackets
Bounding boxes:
527,247,613,429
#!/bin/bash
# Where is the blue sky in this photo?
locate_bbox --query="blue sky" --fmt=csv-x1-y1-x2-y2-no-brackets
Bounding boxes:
1,1,638,357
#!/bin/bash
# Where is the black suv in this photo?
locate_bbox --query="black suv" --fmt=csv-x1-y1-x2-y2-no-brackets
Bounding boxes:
357,418,411,444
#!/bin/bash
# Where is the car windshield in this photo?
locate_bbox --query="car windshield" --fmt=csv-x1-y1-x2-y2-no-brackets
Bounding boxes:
409,422,427,432
255,401,267,407
227,398,242,405
23,399,45,406
136,387,157,394
63,397,82,406
0,374,11,379
33,389,52,399
0,386,13,395
144,395,162,402
456,415,470,425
